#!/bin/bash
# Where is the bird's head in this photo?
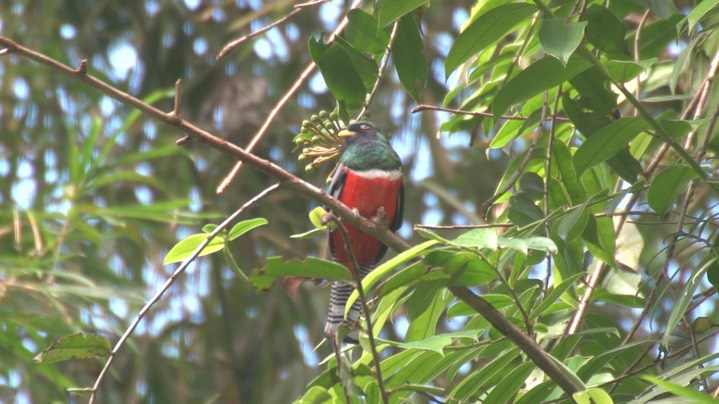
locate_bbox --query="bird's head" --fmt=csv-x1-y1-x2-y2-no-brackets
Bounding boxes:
337,121,386,146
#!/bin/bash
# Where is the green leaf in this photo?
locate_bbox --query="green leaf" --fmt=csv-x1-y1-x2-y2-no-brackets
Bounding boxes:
317,44,367,110
393,330,479,354
539,19,587,64
33,333,110,363
686,0,719,32
640,375,718,404
493,55,591,117
393,15,428,101
345,9,388,54
497,236,558,255
377,0,428,28
405,284,449,342
647,165,700,216
573,387,614,404
663,255,716,349
508,194,544,227
228,218,268,241
346,240,438,315
573,118,648,176
605,58,657,83
445,3,537,76
250,257,351,292
583,4,630,56
483,362,535,403
163,233,226,265
451,228,498,249
530,273,584,320
554,204,590,244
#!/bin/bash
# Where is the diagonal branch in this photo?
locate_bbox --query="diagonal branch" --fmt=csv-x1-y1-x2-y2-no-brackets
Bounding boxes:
215,0,363,194
0,34,583,398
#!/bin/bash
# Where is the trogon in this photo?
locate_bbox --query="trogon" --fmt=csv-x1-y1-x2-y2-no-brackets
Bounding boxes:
324,121,404,343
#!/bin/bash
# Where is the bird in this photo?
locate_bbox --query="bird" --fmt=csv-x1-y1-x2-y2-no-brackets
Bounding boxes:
324,120,404,344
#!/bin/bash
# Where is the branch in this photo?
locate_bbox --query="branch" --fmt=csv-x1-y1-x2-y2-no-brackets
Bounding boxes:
216,0,330,60
215,0,363,194
1,34,585,398
412,104,570,121
449,286,584,395
88,183,281,403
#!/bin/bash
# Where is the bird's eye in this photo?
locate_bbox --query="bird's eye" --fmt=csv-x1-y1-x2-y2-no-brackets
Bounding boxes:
360,124,370,130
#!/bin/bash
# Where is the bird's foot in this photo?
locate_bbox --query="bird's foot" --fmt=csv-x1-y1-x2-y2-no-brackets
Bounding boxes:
371,206,388,229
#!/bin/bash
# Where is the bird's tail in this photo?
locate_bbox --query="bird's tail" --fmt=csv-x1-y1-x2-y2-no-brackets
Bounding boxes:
324,265,373,344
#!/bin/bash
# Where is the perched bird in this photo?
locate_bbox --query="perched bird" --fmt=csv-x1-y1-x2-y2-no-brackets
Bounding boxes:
324,121,404,343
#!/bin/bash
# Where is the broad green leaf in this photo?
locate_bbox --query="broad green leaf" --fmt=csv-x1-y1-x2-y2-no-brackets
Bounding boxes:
554,204,590,244
33,333,110,363
552,142,580,202
582,216,616,265
484,362,535,403
531,273,584,320
333,37,379,90
508,194,544,227
317,44,366,110
393,15,428,101
250,257,351,292
519,172,545,201
377,0,428,28
663,256,716,349
647,165,699,216
493,55,592,117
345,9,389,54
686,0,719,32
228,218,268,241
573,387,613,404
163,233,225,265
573,118,648,176
393,330,479,355
345,240,438,313
423,250,497,287
451,228,498,249
569,67,617,116
405,283,448,341
497,236,558,255
539,19,587,64
449,348,521,400
640,375,717,404
445,3,537,76
583,5,630,56
605,58,657,83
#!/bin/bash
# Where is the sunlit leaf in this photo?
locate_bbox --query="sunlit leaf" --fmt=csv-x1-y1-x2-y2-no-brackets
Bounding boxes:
250,257,351,292
647,165,699,216
445,3,537,76
33,333,110,363
228,218,268,241
163,233,225,265
377,0,428,28
539,19,587,64
573,118,648,176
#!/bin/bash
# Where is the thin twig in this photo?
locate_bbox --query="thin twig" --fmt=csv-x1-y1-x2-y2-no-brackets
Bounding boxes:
411,104,570,122
633,10,651,117
358,21,399,118
216,0,329,60
480,129,542,218
216,0,362,194
88,183,281,403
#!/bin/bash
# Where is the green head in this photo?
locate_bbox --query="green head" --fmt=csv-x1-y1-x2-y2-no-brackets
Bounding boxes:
337,121,402,171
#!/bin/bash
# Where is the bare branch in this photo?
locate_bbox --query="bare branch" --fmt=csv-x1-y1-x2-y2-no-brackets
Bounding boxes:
88,183,281,403
216,0,363,194
216,0,329,60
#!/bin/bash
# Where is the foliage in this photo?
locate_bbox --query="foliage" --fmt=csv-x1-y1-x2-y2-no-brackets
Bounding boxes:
3,0,719,403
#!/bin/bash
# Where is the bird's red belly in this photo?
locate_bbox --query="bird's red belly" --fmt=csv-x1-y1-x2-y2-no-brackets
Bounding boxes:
331,170,403,271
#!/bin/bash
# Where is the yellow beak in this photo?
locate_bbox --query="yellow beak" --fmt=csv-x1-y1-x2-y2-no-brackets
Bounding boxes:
338,129,356,138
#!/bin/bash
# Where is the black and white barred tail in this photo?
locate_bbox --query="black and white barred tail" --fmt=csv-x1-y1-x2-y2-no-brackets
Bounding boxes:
324,264,374,344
